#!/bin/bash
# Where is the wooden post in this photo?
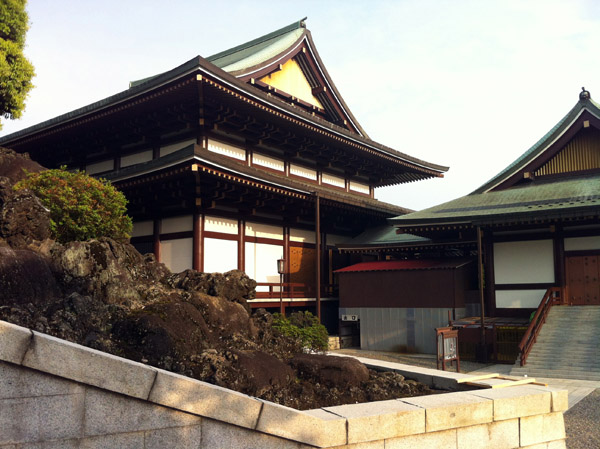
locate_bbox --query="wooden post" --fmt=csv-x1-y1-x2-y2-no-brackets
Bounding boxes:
477,226,487,360
315,193,321,322
153,219,161,263
193,213,202,271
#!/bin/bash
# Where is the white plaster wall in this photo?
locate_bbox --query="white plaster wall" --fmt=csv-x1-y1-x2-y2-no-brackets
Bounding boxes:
160,138,196,157
493,240,554,284
161,238,193,273
495,290,547,308
322,173,345,188
349,181,369,194
290,228,315,244
289,164,317,181
204,216,238,235
245,242,282,291
162,215,193,234
204,238,238,273
120,149,153,168
207,139,246,161
252,153,284,172
131,220,153,237
86,159,114,175
245,222,283,240
564,235,600,251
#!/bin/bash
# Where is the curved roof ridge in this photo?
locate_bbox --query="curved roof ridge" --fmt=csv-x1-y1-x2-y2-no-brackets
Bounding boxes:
207,18,306,68
471,92,600,194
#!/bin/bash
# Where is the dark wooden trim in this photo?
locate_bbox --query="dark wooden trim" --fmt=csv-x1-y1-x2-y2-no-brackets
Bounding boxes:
153,219,161,263
193,213,202,271
160,231,194,240
289,241,316,249
238,218,245,271
494,283,555,290
130,236,153,244
283,226,290,285
244,236,284,246
204,230,239,242
564,249,600,257
492,232,556,243
200,215,205,272
554,232,565,287
562,228,600,238
484,232,496,317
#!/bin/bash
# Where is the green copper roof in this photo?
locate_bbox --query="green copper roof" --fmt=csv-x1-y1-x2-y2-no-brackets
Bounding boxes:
207,18,306,73
391,173,600,226
473,91,600,194
129,19,306,88
338,225,430,249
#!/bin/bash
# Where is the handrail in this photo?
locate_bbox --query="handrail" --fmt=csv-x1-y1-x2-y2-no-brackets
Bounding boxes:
254,282,337,299
517,287,563,366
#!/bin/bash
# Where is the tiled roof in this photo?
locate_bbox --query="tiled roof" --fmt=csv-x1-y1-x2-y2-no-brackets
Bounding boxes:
335,259,471,273
391,173,600,227
207,19,306,72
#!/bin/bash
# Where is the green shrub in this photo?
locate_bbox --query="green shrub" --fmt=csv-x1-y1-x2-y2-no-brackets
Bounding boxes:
15,168,132,243
272,311,329,352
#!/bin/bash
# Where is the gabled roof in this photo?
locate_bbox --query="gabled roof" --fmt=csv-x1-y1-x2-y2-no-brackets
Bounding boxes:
474,89,600,194
130,19,369,137
391,89,600,229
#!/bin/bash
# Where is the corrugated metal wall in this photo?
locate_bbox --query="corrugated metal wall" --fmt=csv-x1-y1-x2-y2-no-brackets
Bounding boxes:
339,307,466,354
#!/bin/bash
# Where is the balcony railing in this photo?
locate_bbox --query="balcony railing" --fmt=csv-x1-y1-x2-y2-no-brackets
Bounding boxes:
254,282,337,299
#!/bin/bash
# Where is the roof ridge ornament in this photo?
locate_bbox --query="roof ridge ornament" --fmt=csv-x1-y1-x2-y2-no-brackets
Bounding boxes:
580,87,591,101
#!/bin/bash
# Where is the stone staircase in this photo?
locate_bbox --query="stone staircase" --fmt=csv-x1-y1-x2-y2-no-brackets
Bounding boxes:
511,305,600,380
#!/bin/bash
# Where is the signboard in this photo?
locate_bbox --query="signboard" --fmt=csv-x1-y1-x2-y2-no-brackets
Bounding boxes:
342,314,359,322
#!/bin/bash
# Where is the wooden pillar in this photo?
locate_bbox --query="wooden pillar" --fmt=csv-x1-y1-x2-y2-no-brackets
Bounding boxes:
153,219,161,263
193,213,203,271
553,225,565,289
238,219,245,271
476,226,487,360
315,193,321,322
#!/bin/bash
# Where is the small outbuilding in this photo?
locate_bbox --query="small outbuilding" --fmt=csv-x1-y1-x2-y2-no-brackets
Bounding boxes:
336,259,476,354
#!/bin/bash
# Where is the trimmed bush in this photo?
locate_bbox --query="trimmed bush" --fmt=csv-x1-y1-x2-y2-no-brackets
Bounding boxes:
15,168,132,243
273,311,329,352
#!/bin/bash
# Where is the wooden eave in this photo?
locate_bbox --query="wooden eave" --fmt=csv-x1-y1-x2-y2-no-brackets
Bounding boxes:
0,56,447,185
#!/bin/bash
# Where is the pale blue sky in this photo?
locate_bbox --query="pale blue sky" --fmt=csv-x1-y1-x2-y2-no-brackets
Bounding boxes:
3,0,600,210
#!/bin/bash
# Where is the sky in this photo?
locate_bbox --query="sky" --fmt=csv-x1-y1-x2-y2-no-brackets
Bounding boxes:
2,0,600,210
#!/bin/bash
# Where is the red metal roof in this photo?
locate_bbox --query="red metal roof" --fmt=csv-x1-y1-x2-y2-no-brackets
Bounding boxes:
334,259,471,273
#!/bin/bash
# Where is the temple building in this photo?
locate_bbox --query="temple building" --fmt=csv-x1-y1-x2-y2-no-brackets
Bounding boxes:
337,89,600,355
0,19,447,328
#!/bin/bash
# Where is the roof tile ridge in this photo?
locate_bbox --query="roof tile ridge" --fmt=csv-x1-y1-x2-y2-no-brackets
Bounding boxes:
206,18,307,63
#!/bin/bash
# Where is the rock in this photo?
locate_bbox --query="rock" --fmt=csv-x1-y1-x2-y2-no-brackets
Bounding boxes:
166,269,256,309
0,147,45,184
0,244,62,306
51,239,142,306
291,353,370,388
1,187,51,248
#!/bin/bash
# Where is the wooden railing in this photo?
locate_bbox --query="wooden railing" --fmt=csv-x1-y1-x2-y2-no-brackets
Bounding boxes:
254,283,337,299
517,287,564,366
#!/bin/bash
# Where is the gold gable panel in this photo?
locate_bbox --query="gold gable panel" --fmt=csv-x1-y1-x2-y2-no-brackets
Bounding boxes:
535,128,600,176
259,59,323,109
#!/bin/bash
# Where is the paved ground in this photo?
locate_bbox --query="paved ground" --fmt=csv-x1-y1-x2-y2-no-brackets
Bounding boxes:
331,348,600,449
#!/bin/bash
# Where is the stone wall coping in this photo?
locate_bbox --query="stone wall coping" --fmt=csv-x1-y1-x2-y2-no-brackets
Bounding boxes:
0,320,567,448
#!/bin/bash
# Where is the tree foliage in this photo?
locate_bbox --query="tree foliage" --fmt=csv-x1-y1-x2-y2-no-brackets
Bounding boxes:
272,311,329,352
0,0,35,129
15,168,132,243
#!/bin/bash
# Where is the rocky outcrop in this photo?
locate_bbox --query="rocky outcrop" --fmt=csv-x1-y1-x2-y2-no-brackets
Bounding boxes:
0,147,434,410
